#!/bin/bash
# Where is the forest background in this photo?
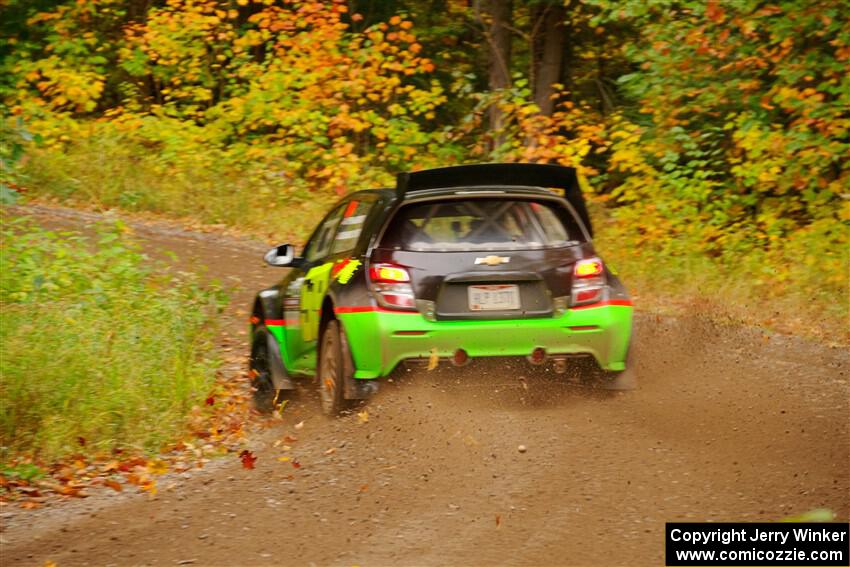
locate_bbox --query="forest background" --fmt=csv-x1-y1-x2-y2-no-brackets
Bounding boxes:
1,0,848,337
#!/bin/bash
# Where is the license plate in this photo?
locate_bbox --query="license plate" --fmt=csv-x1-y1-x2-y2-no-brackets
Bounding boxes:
468,284,520,311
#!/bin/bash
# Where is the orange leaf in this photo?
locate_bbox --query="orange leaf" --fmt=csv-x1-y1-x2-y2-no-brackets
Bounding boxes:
141,480,157,496
104,479,123,492
240,450,257,470
58,484,85,497
706,0,725,23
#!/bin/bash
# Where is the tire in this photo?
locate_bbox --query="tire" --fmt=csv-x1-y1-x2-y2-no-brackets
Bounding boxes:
250,326,277,412
317,319,347,416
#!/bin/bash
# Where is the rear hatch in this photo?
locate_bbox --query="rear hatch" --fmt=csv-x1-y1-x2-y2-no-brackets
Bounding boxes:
370,197,589,320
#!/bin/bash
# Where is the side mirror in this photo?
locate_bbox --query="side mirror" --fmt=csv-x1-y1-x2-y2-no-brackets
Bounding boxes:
264,244,300,267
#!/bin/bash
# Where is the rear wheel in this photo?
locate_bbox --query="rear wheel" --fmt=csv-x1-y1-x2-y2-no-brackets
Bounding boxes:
318,320,346,415
250,326,277,412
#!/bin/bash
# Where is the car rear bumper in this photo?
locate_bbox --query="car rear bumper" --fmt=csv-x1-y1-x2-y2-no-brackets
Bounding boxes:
336,301,633,378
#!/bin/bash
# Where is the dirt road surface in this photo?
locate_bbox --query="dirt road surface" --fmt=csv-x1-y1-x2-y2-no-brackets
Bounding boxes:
2,206,848,566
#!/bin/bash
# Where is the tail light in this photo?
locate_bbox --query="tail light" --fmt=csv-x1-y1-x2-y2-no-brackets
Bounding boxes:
571,257,605,306
369,265,410,283
574,258,603,278
369,263,415,309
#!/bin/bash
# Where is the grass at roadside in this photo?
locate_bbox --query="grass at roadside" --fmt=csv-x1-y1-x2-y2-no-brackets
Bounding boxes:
20,137,354,243
0,216,227,464
594,211,848,341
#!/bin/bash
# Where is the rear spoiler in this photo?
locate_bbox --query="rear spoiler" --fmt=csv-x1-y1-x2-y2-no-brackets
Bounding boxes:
396,163,592,236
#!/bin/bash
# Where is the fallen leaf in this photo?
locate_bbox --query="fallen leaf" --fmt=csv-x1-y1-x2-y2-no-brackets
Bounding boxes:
104,479,123,492
141,479,157,496
359,484,368,492
357,410,369,424
239,450,257,470
324,447,336,455
284,435,298,443
272,392,287,412
101,460,120,473
495,514,501,527
146,460,168,475
205,396,215,406
57,484,86,498
427,347,439,371
276,456,290,462
118,457,147,472
20,501,42,509
294,421,304,430
291,459,301,469
44,561,57,567
77,436,86,447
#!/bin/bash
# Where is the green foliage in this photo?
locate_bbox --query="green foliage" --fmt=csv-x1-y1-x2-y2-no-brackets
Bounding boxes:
587,0,850,335
0,218,226,461
8,0,457,194
0,462,46,483
0,113,41,205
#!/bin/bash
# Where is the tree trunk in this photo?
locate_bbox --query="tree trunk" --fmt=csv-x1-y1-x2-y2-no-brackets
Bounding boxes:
485,0,512,144
532,4,566,116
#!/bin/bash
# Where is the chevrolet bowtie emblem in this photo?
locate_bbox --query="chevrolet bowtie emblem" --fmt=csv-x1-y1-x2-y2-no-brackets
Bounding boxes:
474,255,510,266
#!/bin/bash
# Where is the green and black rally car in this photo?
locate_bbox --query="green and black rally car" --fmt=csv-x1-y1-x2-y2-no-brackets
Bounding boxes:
250,163,635,414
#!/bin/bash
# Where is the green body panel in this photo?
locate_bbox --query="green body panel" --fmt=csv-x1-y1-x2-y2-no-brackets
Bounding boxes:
338,305,633,379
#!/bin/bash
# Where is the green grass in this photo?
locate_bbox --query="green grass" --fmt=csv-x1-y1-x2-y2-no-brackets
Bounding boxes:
594,209,849,340
21,133,342,243
0,217,227,462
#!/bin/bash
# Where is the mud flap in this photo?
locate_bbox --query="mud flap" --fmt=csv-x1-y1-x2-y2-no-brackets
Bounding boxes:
339,320,379,400
266,333,295,390
603,325,637,391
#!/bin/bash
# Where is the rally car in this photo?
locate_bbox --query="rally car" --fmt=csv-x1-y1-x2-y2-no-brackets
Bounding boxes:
249,163,635,414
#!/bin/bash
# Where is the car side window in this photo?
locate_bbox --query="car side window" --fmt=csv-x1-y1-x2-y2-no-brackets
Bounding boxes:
330,200,374,255
304,204,346,262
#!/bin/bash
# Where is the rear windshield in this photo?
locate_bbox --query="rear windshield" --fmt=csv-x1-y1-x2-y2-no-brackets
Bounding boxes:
380,199,583,251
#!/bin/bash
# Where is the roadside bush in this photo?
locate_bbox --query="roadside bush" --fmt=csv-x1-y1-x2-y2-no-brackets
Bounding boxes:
0,217,226,462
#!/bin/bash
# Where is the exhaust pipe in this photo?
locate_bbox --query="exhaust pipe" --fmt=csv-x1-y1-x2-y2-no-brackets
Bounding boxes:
452,349,470,367
528,347,547,365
